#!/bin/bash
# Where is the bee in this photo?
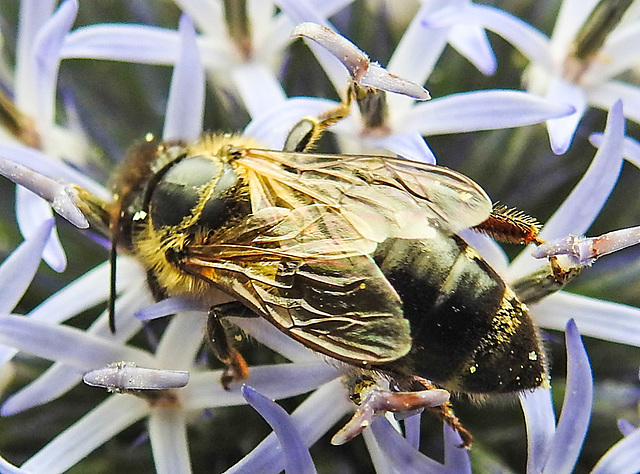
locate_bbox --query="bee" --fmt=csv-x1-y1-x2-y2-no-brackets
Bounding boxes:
66,88,561,448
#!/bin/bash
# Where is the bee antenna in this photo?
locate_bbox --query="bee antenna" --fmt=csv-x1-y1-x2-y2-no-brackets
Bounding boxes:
109,238,117,333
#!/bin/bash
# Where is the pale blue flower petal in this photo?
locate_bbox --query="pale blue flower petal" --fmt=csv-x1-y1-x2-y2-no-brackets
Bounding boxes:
0,315,154,373
135,296,206,321
0,142,110,199
422,4,553,71
243,97,336,149
542,100,623,238
0,453,28,474
31,0,78,134
443,424,472,472
173,0,223,36
367,132,436,164
155,312,206,368
163,15,204,142
368,416,453,474
542,320,592,474
549,0,599,55
457,229,509,275
404,413,421,449
362,426,397,474
448,24,497,75
16,187,66,272
242,385,317,474
224,378,352,474
508,100,624,279
0,219,52,312
589,22,640,83
231,63,287,118
545,78,587,154
520,388,556,473
14,0,56,111
531,292,640,347
398,90,574,135
592,427,640,474
184,362,340,410
148,409,191,474
591,134,640,170
62,24,180,64
588,80,640,125
20,395,148,474
618,419,636,437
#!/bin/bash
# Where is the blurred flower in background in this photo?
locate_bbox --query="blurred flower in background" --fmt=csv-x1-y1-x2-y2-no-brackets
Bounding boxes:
0,0,639,473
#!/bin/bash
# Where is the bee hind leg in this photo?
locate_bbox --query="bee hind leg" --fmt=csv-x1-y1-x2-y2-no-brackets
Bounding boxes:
207,302,252,389
332,373,458,446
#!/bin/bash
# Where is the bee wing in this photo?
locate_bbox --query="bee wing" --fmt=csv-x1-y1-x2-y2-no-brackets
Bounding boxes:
236,149,493,241
182,205,412,364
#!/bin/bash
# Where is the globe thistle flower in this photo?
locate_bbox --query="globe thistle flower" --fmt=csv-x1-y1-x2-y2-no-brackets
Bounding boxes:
0,2,638,473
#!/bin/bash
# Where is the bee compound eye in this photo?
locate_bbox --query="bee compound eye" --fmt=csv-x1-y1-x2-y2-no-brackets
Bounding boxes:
149,155,224,229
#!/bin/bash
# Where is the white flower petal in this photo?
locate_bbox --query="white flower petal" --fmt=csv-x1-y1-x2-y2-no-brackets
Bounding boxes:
520,388,556,473
366,132,436,164
62,24,180,64
545,78,587,154
149,409,192,474
423,4,553,71
163,15,204,142
508,100,624,279
231,63,287,118
0,219,53,312
448,24,497,75
550,0,599,57
592,425,640,473
587,79,640,126
16,187,67,271
184,362,340,410
588,22,640,83
20,395,148,474
399,90,574,135
532,292,640,346
155,312,206,368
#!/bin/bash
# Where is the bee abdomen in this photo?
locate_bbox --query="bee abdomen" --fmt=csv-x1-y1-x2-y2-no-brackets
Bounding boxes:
373,236,546,394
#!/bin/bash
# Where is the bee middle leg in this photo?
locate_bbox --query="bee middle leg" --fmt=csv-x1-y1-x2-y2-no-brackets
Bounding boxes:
207,301,253,389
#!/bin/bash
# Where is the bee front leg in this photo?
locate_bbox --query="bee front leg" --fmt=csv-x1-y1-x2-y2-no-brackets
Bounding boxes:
207,302,251,389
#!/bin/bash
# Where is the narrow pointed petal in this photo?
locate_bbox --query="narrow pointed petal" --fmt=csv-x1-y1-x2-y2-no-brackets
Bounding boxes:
531,292,640,347
520,388,556,473
592,426,640,474
16,187,67,271
30,0,78,135
155,312,207,368
62,24,180,64
591,134,640,170
148,409,192,474
618,419,636,437
184,362,340,410
20,396,148,473
367,132,436,164
0,315,155,369
135,296,207,321
231,63,286,118
423,4,553,71
588,79,640,126
243,385,317,474
404,414,421,449
163,15,204,141
588,22,640,83
448,24,497,75
542,320,592,473
224,379,352,474
509,100,624,279
399,90,574,135
545,78,587,154
369,416,453,473
14,0,56,111
0,219,52,312
443,424,472,472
